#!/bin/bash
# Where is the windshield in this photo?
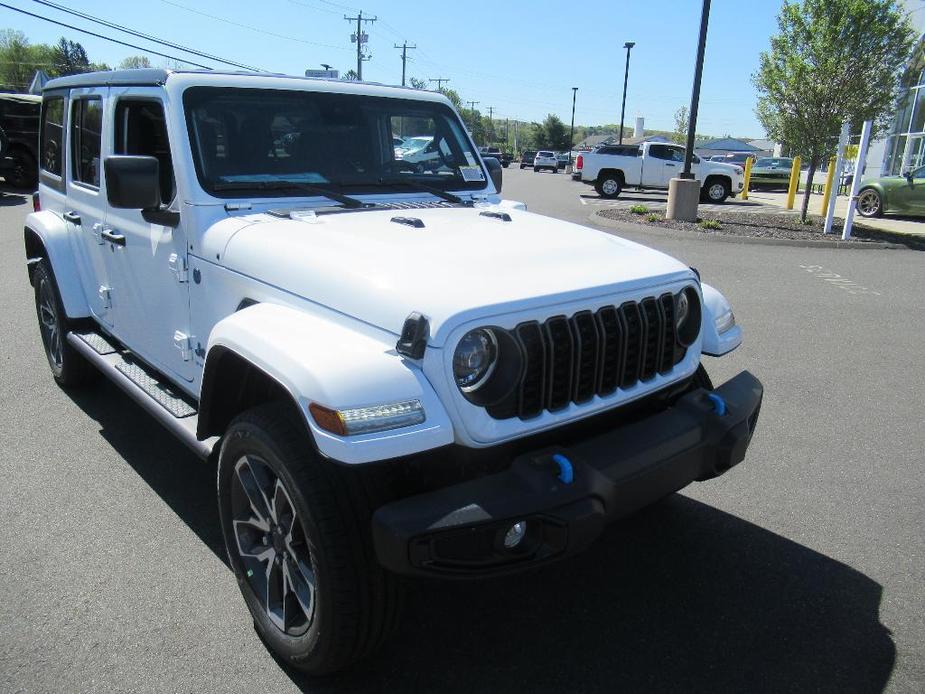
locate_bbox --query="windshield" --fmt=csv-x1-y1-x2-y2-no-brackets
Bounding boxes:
183,87,487,197
755,157,792,167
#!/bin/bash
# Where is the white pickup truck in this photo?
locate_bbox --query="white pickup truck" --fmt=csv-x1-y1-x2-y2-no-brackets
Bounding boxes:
576,142,745,203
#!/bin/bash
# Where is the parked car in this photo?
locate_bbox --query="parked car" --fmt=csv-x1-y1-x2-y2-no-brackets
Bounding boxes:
25,68,761,675
0,92,41,189
479,146,511,168
748,157,793,189
556,152,570,170
519,149,537,169
579,142,745,202
856,166,925,217
533,150,558,172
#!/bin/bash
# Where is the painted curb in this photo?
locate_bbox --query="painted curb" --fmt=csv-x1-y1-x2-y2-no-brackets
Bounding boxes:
589,211,910,251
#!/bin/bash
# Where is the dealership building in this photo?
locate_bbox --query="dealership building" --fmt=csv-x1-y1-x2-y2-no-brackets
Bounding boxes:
874,0,925,175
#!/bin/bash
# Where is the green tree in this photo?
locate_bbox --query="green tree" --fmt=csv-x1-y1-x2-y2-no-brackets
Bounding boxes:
118,55,152,69
342,68,360,81
753,0,914,221
51,37,91,76
408,76,427,89
672,106,689,144
439,87,463,111
0,30,39,91
535,114,569,150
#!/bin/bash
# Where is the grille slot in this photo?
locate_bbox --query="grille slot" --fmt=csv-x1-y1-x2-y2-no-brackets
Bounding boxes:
491,293,687,420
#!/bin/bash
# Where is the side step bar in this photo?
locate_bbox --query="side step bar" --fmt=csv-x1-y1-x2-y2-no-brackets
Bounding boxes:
67,331,217,460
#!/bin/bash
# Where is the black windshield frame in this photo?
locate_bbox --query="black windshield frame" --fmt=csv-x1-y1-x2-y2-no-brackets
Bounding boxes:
182,86,488,199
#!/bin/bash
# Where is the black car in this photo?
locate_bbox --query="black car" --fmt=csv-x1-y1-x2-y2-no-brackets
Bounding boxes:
519,150,537,169
479,146,511,168
0,93,41,189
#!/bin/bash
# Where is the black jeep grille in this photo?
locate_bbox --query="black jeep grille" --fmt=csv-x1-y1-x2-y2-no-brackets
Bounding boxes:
487,293,685,420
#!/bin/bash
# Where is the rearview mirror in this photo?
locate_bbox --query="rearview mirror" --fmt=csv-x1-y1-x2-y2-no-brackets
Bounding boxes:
104,155,161,209
484,156,502,192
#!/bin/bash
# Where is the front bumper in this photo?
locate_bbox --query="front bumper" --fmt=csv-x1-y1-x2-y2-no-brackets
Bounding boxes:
372,371,762,578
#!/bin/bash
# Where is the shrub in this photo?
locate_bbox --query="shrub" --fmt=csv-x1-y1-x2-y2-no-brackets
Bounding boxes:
629,204,649,214
699,219,722,230
645,213,661,223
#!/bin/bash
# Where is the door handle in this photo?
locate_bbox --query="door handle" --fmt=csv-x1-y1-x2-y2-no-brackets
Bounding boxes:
665,163,676,167
101,228,126,247
63,211,81,225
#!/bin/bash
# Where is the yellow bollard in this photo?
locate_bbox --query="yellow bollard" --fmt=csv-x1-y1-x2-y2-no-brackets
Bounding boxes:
820,156,837,216
741,157,754,200
786,155,802,209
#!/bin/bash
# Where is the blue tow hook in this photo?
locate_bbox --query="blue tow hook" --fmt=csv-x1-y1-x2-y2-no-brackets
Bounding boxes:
706,392,727,416
551,453,574,485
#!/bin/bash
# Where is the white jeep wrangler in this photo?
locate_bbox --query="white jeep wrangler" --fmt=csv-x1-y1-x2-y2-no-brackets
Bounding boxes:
24,69,762,674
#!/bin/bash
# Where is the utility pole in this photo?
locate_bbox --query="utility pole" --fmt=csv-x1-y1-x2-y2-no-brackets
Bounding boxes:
345,11,377,80
429,77,450,90
393,41,416,86
486,106,494,143
466,100,479,142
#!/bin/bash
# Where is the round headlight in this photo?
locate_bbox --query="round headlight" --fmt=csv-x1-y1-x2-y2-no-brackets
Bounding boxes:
453,329,498,392
675,286,701,347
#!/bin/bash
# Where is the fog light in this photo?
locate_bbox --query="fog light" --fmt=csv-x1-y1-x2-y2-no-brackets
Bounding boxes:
503,521,527,549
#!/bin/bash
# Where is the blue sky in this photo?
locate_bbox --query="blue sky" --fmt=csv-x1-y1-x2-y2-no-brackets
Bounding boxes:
3,0,786,137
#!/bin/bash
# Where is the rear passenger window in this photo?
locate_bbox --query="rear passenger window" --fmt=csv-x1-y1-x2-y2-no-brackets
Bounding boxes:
40,96,64,176
71,98,102,187
115,100,175,204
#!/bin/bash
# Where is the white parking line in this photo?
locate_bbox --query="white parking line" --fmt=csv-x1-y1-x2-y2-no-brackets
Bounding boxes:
799,264,881,296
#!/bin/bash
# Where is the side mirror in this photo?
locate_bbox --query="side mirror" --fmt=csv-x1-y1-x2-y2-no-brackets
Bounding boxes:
484,156,502,192
104,155,161,209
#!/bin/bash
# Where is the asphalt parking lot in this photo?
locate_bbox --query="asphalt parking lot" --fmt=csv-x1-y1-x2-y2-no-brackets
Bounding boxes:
1,173,924,693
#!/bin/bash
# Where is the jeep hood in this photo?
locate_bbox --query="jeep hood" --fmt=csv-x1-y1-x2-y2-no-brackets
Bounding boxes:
214,207,692,347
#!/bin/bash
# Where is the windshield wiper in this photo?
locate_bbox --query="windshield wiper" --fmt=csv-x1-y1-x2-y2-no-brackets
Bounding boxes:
377,178,468,205
212,180,370,209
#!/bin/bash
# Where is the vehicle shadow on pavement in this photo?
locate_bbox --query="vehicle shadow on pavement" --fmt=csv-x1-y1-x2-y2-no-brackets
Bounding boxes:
579,192,765,208
65,382,894,694
290,496,894,694
66,380,228,565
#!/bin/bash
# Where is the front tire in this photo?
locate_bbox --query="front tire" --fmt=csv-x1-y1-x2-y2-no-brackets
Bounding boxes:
856,187,883,218
32,260,98,388
533,166,540,172
218,402,402,675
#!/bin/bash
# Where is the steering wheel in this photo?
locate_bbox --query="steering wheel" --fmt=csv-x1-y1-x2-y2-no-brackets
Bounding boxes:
386,160,420,174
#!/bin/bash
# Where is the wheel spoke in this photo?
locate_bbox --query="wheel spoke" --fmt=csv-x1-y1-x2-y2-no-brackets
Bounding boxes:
233,518,273,559
272,478,295,535
265,554,286,631
284,555,315,623
235,457,273,526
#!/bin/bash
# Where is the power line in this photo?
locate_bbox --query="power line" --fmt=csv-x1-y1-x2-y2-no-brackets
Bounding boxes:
0,2,213,69
162,0,351,51
429,77,449,90
393,41,415,86
30,0,262,71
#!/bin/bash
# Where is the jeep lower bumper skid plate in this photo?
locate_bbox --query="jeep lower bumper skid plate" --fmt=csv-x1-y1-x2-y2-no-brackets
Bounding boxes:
372,371,763,578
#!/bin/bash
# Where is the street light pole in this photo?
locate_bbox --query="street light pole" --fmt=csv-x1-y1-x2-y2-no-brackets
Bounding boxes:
667,0,712,221
618,42,635,145
569,87,578,167
681,0,711,178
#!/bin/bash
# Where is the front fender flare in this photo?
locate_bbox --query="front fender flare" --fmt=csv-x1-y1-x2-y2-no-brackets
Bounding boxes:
25,210,90,319
204,303,454,464
700,283,742,356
